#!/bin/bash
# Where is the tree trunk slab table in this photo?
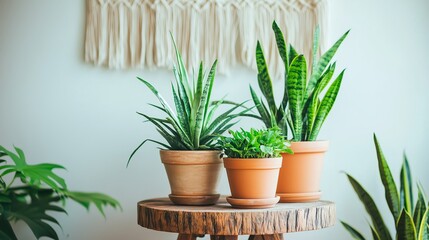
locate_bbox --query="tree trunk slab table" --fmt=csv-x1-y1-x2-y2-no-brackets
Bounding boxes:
138,197,335,239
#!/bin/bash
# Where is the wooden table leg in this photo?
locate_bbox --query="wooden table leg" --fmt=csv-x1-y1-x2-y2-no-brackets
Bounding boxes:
210,235,239,240
249,234,284,240
177,234,204,240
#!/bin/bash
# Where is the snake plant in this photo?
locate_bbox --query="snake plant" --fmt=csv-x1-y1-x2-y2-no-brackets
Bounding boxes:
342,135,429,240
251,21,349,141
128,36,250,165
0,145,120,240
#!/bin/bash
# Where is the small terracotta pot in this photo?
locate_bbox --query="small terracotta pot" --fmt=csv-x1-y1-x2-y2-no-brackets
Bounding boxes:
160,150,223,205
224,157,282,208
276,141,329,202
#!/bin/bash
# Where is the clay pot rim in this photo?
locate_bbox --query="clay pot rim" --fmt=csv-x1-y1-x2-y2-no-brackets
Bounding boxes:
160,149,223,165
285,140,329,153
223,157,282,170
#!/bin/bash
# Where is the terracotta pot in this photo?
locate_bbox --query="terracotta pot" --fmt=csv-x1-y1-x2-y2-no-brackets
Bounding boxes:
224,157,282,208
160,150,223,205
276,141,329,202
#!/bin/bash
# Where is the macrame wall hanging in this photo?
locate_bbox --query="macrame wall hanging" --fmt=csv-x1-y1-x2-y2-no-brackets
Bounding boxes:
85,0,327,79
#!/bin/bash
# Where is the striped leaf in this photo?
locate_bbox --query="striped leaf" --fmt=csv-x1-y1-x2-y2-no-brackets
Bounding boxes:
272,21,288,71
414,185,428,234
173,67,191,118
250,85,271,128
307,30,349,97
288,45,299,66
193,61,217,147
374,134,400,221
400,153,414,215
256,41,277,115
417,209,429,240
341,221,366,240
170,33,192,101
308,70,344,141
346,173,392,240
287,55,306,141
396,209,417,240
171,83,189,133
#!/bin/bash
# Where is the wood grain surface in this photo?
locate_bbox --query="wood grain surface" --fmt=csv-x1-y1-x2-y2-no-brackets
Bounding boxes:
138,197,335,236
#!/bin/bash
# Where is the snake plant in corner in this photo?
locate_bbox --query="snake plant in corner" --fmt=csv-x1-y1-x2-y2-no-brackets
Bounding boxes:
0,145,120,240
342,135,429,240
252,21,349,202
128,35,250,206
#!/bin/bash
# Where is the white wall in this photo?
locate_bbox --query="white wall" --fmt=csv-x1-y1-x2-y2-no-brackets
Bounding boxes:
1,0,428,239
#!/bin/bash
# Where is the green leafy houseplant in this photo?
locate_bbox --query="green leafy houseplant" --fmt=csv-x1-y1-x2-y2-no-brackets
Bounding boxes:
218,127,292,158
342,135,429,240
0,145,121,240
251,21,349,141
128,37,249,165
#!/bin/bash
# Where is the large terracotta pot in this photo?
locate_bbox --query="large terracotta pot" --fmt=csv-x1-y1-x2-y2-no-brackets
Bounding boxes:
276,141,329,202
160,150,223,205
224,157,282,208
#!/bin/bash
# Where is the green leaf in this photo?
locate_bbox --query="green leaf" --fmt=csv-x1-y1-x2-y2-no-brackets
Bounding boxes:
340,221,366,240
396,209,417,240
0,216,17,240
272,21,288,70
170,32,192,101
65,191,121,218
287,55,307,141
346,173,392,240
373,134,400,221
308,69,344,141
127,138,170,167
307,30,349,96
414,185,428,234
288,45,299,66
256,41,277,115
400,153,414,215
250,85,271,128
370,224,381,240
418,208,429,240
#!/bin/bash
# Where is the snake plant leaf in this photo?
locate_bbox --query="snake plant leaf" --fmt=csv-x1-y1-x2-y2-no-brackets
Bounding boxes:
417,208,429,240
414,185,428,234
340,221,367,240
307,30,349,97
397,209,417,240
308,70,344,141
256,41,277,115
170,33,192,100
173,67,191,118
194,61,217,147
250,85,271,127
172,83,189,133
288,44,299,66
370,224,381,240
400,153,414,215
311,25,320,75
374,134,400,221
272,21,288,69
127,138,171,166
287,55,307,141
346,173,392,240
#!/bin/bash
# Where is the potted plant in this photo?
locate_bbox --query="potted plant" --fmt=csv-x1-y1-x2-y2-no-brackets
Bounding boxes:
342,135,429,240
0,145,120,240
218,127,292,209
128,37,250,206
250,21,349,202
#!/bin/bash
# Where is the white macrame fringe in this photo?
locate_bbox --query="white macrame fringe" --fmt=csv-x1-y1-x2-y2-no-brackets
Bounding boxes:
85,0,327,80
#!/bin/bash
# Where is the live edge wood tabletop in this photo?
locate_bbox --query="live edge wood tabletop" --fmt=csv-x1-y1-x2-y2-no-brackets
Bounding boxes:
137,197,336,240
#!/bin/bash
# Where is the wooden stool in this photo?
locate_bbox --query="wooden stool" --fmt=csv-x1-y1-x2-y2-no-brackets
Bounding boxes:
138,197,335,239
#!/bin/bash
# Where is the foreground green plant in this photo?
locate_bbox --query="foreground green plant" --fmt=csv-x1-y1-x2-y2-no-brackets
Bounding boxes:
251,21,349,141
217,127,292,159
342,135,429,240
128,37,249,165
0,145,120,240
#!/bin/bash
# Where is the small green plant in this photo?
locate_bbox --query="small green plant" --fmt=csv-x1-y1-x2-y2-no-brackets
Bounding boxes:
251,21,349,141
128,36,249,165
0,145,120,240
217,127,292,159
341,135,429,240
